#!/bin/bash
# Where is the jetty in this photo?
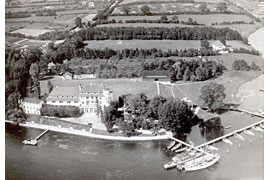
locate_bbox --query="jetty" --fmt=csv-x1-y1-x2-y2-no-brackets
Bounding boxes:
22,129,49,146
195,120,263,149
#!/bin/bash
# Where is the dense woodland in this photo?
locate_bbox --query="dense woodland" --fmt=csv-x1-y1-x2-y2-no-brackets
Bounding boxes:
38,26,245,41
5,48,43,122
103,94,195,136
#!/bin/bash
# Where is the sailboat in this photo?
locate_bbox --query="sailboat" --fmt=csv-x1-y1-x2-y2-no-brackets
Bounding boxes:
234,133,245,141
177,153,220,171
222,138,233,145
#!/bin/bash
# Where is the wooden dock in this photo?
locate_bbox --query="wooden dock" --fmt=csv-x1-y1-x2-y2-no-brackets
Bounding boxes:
196,120,264,149
22,129,49,146
169,137,211,155
35,129,49,140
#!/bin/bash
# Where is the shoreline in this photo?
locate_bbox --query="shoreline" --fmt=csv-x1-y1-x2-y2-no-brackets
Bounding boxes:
5,120,172,141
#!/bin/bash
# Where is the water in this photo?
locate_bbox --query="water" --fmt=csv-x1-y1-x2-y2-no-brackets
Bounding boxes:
6,117,263,180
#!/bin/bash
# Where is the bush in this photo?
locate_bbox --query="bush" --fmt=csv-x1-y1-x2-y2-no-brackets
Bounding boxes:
40,104,82,118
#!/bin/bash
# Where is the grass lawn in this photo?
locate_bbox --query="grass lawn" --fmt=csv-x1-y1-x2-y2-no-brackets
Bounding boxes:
40,78,159,100
84,40,201,50
205,53,264,70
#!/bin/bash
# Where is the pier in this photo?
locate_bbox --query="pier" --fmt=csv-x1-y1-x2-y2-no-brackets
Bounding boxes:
22,129,49,146
196,120,264,149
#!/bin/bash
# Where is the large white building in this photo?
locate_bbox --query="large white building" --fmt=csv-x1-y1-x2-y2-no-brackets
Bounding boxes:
46,83,113,113
20,98,44,115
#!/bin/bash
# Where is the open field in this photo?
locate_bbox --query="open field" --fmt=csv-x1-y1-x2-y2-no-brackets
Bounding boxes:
109,14,253,25
113,2,243,15
205,53,264,70
84,40,201,50
120,0,224,4
40,78,159,100
11,28,54,37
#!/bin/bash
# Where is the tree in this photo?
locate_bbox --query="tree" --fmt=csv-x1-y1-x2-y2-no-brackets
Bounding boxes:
47,80,53,93
122,6,131,15
75,17,82,27
217,2,228,12
171,15,179,23
199,83,226,111
160,15,168,22
159,99,194,133
6,108,26,124
29,63,40,98
250,62,260,71
199,3,209,13
140,5,151,15
201,40,210,49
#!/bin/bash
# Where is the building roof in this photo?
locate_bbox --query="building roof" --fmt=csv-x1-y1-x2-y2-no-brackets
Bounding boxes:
49,87,79,97
80,84,104,94
209,40,225,48
46,97,79,101
22,97,43,104
142,70,170,79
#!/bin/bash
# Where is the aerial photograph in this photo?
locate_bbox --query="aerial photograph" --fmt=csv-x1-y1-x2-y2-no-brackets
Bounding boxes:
4,0,264,179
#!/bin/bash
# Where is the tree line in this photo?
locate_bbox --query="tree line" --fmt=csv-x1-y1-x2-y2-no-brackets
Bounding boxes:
143,58,225,81
38,26,244,41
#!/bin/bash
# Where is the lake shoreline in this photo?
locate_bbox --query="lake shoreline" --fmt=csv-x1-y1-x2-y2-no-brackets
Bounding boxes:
5,120,172,141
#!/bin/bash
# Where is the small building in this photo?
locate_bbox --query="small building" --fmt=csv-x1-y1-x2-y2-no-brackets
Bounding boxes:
20,98,44,115
142,70,170,81
209,40,226,51
88,2,95,8
63,72,74,79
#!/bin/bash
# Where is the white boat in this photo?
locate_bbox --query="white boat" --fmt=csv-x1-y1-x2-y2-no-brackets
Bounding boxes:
188,140,194,147
252,126,264,132
225,126,231,129
234,133,245,141
22,139,37,146
260,124,264,129
206,145,219,151
181,153,221,172
171,143,182,151
244,130,255,136
164,161,177,170
222,138,233,145
175,147,187,153
167,141,176,149
172,150,202,163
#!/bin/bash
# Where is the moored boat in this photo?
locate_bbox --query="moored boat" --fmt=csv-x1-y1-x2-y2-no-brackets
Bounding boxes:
244,130,255,136
260,124,264,129
164,161,177,170
222,138,233,145
234,133,245,141
171,143,182,151
167,141,176,149
182,153,221,172
206,145,219,151
252,126,263,132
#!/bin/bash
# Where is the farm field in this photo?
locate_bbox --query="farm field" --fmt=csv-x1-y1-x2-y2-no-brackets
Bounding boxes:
205,53,264,70
84,40,201,50
113,2,243,15
11,28,54,37
120,0,224,4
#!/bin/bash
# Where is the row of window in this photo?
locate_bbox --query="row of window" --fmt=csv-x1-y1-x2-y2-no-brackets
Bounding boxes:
51,101,79,103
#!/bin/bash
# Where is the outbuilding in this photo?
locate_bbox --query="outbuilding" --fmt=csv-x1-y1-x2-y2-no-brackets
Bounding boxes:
141,70,170,81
